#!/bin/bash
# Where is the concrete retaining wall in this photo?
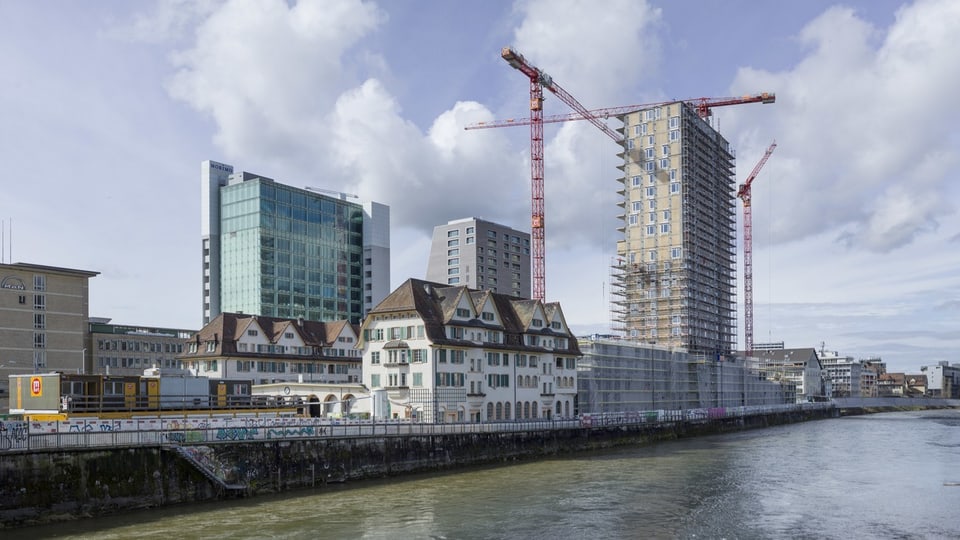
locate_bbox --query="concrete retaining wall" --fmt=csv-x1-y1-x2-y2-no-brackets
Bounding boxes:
0,407,833,529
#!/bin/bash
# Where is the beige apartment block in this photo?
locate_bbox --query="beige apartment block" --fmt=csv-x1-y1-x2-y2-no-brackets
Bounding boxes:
0,262,98,410
611,102,737,356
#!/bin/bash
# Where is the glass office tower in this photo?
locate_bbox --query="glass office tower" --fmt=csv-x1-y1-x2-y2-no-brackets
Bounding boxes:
202,161,388,325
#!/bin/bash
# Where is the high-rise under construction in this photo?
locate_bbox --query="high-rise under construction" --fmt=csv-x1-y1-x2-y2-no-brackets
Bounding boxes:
611,101,736,356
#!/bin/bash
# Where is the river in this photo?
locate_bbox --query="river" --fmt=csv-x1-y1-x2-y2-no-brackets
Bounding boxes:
11,409,960,539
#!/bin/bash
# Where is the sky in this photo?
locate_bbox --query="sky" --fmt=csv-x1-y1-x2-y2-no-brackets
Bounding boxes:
1,0,958,375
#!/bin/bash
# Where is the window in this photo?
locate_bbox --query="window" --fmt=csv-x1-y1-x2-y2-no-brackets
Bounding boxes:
466,237,474,244
33,275,45,291
649,199,656,209
532,318,543,327
646,186,656,198
648,212,656,223
487,230,497,238
413,373,423,387
669,130,680,141
447,239,459,247
629,214,639,226
627,139,635,149
646,225,655,235
285,332,294,339
466,226,475,234
447,248,459,256
371,352,380,364
33,313,45,329
247,329,258,336
448,258,459,266
447,229,459,237
631,175,641,186
669,169,677,181
456,308,471,318
669,116,680,128
660,223,671,234
632,201,642,212
371,374,380,388
34,332,45,348
671,247,682,259
662,210,671,221
633,125,641,136
646,161,654,171
645,148,654,159
447,277,460,284
649,250,657,261
660,158,669,169
670,182,681,194
447,267,459,275
481,312,495,321
33,295,45,310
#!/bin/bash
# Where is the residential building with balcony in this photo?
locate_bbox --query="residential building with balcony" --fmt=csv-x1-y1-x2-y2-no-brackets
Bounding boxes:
180,312,362,386
359,278,580,422
610,102,737,355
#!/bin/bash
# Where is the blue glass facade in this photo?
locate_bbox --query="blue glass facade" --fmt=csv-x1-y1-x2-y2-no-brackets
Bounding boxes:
219,179,365,323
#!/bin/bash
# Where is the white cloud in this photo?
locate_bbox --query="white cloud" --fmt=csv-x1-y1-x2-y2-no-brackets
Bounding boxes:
726,0,960,253
108,0,221,43
167,0,387,173
512,0,662,106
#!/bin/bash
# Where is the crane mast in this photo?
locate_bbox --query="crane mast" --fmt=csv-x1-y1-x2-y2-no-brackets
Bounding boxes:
501,46,624,300
737,141,777,355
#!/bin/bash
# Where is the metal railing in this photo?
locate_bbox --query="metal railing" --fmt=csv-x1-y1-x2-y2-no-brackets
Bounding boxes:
0,402,839,453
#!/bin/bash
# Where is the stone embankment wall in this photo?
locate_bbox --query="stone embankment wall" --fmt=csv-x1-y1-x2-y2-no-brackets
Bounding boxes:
0,407,832,529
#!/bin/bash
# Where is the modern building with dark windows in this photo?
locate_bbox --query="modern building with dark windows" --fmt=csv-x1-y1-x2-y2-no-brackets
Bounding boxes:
201,161,390,325
425,217,531,298
87,318,195,376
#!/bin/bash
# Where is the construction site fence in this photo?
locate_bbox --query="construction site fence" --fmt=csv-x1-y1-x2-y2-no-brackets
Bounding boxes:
0,402,836,453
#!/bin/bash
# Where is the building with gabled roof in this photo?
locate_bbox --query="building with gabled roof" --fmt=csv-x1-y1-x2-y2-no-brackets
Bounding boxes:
359,278,581,422
180,312,362,386
749,347,827,403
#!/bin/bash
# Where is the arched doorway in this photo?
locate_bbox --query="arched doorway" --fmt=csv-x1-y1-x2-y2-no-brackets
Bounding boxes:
308,394,323,418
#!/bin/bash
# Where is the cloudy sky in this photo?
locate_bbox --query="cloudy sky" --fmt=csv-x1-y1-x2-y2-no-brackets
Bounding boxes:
1,0,958,374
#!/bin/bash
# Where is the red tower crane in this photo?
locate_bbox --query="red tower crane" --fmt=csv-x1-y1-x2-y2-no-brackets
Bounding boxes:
737,140,777,355
500,46,622,301
492,47,776,301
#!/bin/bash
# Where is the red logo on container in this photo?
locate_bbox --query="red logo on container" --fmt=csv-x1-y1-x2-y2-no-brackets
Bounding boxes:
30,377,42,397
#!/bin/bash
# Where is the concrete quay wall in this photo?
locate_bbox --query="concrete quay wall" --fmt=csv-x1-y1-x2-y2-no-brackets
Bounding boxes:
0,407,833,529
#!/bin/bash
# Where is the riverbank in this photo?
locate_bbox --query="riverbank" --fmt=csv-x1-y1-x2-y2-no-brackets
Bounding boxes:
0,405,836,529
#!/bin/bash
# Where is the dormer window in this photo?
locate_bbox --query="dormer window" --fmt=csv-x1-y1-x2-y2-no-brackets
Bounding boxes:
247,330,258,336
531,318,543,327
456,308,471,318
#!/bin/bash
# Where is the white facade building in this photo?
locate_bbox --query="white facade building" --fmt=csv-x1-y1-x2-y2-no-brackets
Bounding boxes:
360,279,580,422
